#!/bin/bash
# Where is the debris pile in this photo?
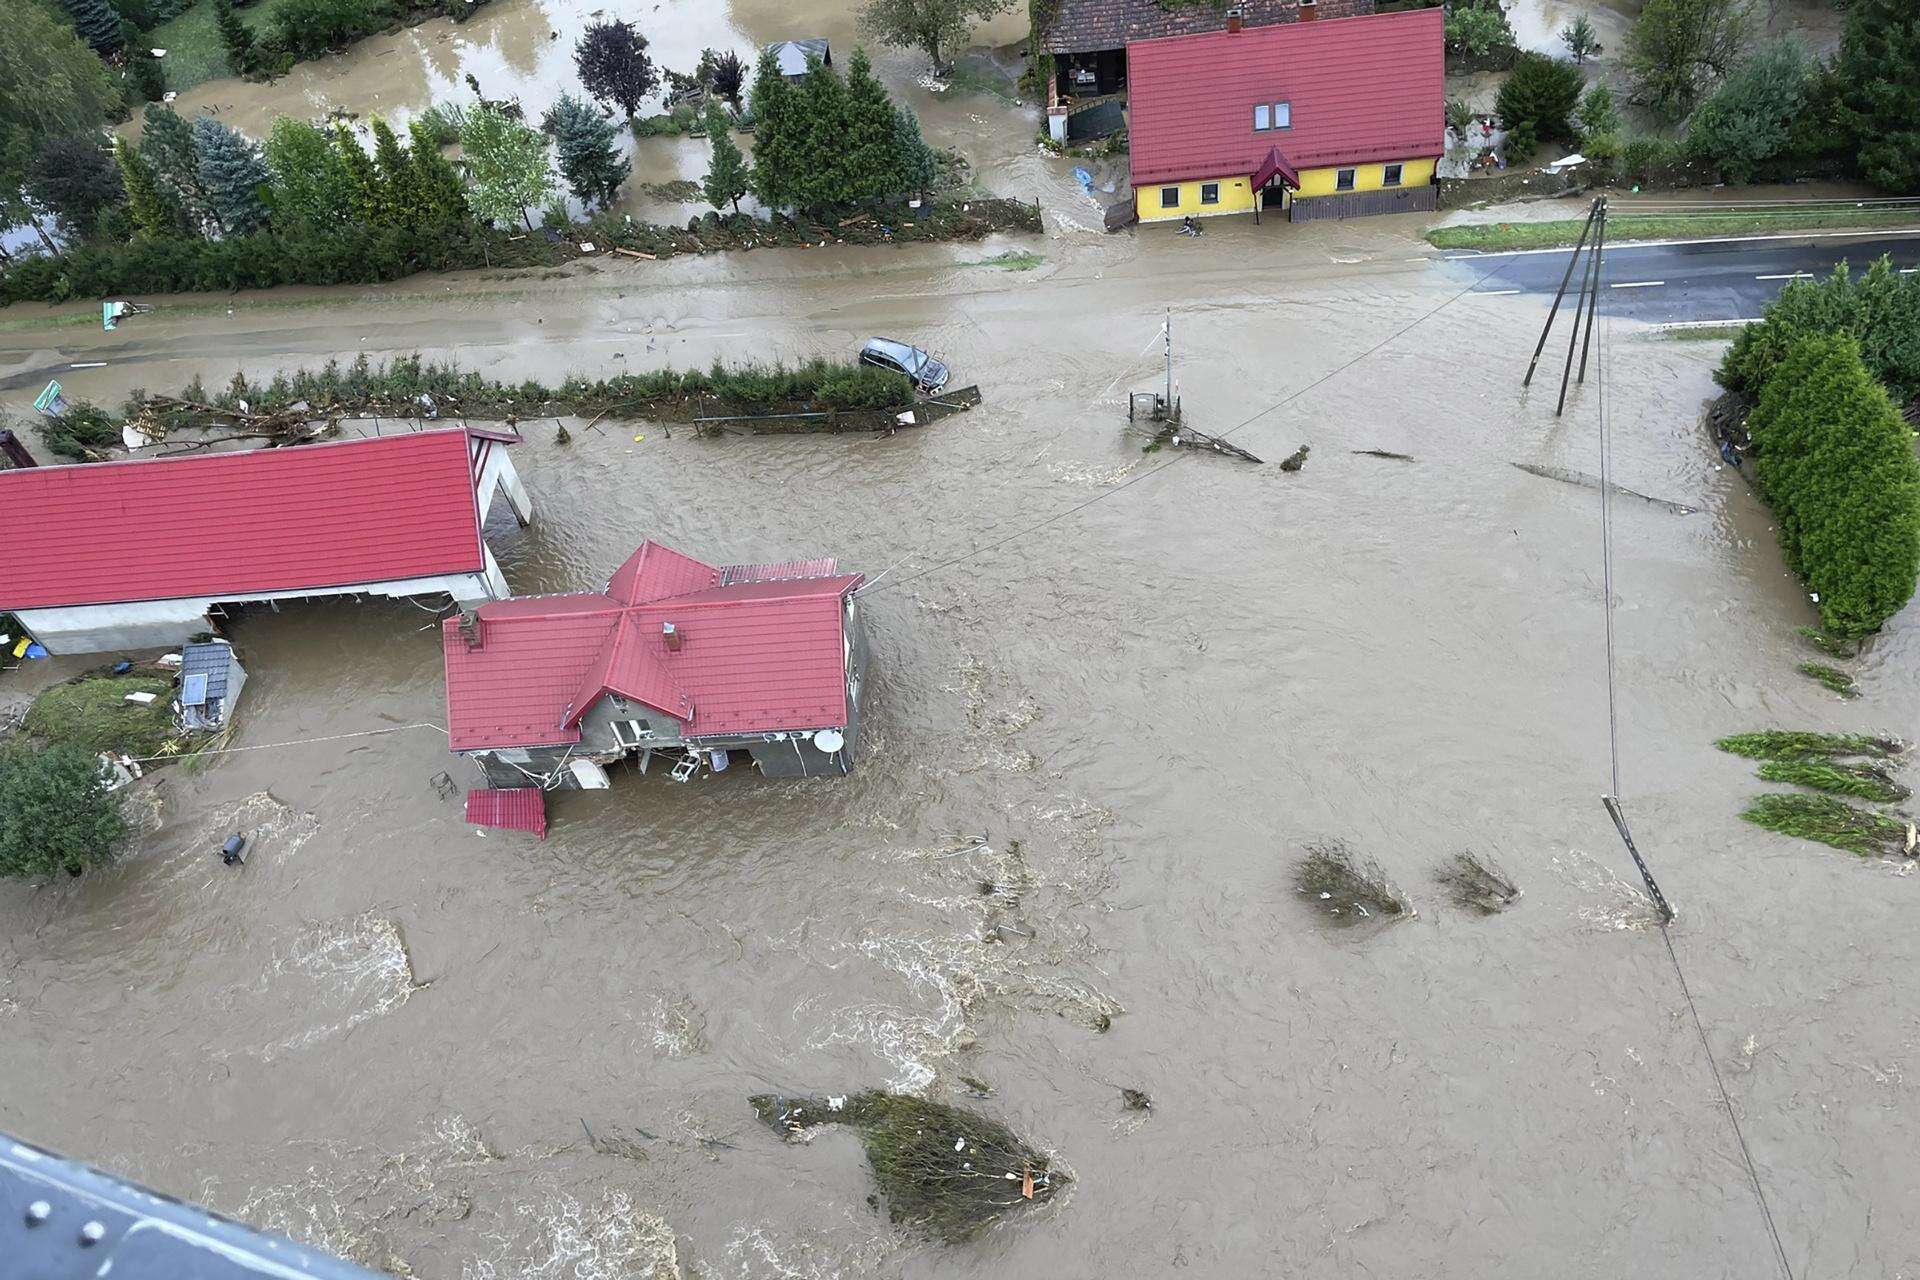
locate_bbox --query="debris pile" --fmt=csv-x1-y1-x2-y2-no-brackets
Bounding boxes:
748,1091,1062,1241
1434,850,1521,914
1295,840,1412,922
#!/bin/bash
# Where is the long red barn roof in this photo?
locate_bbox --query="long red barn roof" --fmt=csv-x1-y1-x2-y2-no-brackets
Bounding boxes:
0,429,490,611
1127,8,1445,188
442,540,862,751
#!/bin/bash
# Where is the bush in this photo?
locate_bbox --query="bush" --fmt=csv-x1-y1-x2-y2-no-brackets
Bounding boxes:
0,744,128,880
1495,51,1584,148
1573,83,1620,138
1719,258,1920,407
817,365,915,409
1685,41,1814,183
1744,332,1920,636
1445,5,1517,63
1618,134,1691,184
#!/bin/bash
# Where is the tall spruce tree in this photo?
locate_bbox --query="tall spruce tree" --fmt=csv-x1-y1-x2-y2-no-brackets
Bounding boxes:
840,48,899,202
1831,0,1920,193
543,93,629,208
193,116,271,235
262,117,355,231
790,55,851,210
142,103,221,231
116,137,185,237
407,121,470,230
892,104,938,197
213,0,257,75
60,0,124,56
700,101,748,213
746,49,800,211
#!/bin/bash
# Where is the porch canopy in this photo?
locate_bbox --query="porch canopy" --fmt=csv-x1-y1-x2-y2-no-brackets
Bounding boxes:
1252,146,1300,191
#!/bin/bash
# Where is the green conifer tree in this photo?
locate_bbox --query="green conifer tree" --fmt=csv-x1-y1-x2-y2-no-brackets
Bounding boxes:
60,0,124,56
790,55,851,210
746,48,800,211
892,104,939,197
142,103,221,231
193,116,271,235
115,137,184,238
213,0,257,75
331,125,384,225
368,117,419,228
263,117,355,231
700,101,748,213
840,48,900,202
543,93,629,208
406,121,470,231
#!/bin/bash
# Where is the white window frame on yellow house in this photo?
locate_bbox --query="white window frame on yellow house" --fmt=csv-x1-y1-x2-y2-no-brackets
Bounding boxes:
1383,163,1403,187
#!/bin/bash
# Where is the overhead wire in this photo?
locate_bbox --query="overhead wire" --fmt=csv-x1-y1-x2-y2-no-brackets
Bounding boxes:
1585,204,1796,1280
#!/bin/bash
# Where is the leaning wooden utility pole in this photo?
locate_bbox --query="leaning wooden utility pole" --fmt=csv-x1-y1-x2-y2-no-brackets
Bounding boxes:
1521,196,1604,395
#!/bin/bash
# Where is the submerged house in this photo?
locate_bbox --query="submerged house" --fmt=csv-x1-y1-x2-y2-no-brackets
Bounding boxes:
1127,7,1444,223
0,427,531,654
1039,0,1376,141
442,540,868,790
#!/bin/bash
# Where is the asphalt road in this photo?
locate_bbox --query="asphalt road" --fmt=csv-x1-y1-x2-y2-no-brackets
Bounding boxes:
1444,231,1920,324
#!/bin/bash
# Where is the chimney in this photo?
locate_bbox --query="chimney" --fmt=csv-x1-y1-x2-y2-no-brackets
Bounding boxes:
1226,5,1243,31
457,610,484,651
662,621,682,651
1299,0,1317,18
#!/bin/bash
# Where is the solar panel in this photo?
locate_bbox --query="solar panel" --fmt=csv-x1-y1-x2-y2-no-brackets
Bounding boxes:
181,672,210,706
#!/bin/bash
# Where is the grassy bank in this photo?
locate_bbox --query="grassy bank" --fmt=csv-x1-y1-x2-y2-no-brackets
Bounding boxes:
146,0,271,93
24,675,178,757
1428,208,1920,251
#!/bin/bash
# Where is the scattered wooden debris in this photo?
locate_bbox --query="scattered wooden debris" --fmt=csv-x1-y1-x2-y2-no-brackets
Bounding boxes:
1134,422,1262,463
1353,448,1415,462
1435,850,1521,914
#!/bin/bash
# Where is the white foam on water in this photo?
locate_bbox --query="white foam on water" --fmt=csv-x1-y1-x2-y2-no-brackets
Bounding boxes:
466,1187,680,1280
1551,849,1666,932
710,1218,897,1280
648,993,708,1058
240,912,418,1060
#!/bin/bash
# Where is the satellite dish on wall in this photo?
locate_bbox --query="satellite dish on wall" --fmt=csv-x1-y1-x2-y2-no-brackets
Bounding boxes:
814,729,845,754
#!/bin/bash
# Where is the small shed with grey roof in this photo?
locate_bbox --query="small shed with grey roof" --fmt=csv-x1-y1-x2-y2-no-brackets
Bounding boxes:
763,38,831,80
178,640,247,732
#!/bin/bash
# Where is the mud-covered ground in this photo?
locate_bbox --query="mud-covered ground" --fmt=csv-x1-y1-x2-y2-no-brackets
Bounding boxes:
4,2,1918,1277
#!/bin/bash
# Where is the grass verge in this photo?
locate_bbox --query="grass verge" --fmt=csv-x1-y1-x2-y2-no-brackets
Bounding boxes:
147,0,272,94
1427,208,1920,252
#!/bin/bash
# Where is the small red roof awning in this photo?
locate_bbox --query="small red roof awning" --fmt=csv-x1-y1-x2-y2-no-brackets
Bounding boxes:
465,787,547,838
1252,146,1300,190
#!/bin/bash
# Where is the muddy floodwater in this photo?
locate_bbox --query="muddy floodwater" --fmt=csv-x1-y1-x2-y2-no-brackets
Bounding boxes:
6,3,1920,1274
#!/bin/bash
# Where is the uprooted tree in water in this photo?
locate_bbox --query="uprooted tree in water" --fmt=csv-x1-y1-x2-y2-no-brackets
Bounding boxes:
749,1091,1063,1241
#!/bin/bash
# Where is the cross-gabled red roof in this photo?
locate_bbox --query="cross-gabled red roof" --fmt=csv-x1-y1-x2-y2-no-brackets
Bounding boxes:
442,540,863,752
1127,8,1445,188
0,429,492,611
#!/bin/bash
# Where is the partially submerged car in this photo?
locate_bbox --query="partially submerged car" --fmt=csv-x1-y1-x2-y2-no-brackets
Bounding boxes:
858,337,950,393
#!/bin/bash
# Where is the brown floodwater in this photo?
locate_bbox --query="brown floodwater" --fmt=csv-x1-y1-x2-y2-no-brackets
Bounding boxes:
6,9,1920,1277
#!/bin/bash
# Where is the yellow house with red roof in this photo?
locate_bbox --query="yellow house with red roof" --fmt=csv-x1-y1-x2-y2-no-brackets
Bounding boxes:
1125,7,1445,224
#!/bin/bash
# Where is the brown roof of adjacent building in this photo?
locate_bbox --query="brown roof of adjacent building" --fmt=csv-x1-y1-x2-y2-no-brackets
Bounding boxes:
1040,0,1376,54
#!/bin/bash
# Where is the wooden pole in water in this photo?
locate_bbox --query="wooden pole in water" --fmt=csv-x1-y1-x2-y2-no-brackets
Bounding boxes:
1522,198,1600,388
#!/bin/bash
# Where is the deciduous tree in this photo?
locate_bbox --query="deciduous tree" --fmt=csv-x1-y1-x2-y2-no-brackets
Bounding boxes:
193,115,271,234
543,93,629,208
858,0,1010,70
1685,41,1811,183
1573,82,1619,138
460,104,553,230
0,3,120,201
0,745,127,880
575,19,655,119
1626,0,1750,121
262,117,354,231
700,101,748,213
1561,14,1601,64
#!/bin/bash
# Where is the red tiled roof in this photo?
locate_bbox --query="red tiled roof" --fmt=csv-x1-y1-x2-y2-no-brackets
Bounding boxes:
0,429,490,611
465,787,547,837
442,540,863,752
1041,0,1375,54
1127,8,1445,187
